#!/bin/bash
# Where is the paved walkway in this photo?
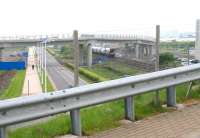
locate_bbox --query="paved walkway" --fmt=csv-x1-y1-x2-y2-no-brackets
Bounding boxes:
88,103,200,138
22,47,42,96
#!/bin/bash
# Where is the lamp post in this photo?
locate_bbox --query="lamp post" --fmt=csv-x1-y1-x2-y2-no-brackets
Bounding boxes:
44,38,47,92
41,42,44,86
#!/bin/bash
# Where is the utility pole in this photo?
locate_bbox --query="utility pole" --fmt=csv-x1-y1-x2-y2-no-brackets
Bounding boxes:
73,30,79,87
154,25,160,105
70,30,81,136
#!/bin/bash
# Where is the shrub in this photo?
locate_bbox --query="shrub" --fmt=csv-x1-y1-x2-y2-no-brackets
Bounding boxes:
159,52,175,65
64,62,107,82
64,62,74,70
79,68,107,82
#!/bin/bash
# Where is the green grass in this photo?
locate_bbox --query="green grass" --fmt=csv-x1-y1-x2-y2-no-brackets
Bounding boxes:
46,75,54,92
38,69,55,92
83,61,143,80
9,115,71,138
0,70,25,100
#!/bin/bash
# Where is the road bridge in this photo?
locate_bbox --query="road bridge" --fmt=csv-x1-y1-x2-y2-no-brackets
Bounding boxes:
0,34,156,67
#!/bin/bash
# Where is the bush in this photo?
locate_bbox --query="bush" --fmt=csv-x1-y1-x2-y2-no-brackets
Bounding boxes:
64,62,74,70
159,52,175,65
60,46,73,59
79,68,107,82
64,62,107,82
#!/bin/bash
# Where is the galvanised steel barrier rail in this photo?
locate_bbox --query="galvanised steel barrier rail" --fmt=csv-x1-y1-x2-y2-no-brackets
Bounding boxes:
1,64,200,137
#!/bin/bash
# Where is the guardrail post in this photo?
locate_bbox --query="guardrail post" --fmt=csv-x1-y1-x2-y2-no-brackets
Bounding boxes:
0,127,6,138
70,109,81,136
124,96,134,121
167,86,176,107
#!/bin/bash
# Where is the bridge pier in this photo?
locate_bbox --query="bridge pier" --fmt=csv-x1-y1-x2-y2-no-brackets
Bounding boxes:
135,44,140,59
87,44,92,67
124,96,135,121
79,44,84,66
70,109,82,136
0,48,3,61
0,127,6,138
167,86,176,107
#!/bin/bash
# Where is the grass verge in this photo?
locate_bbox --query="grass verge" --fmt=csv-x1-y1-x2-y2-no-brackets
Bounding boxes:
0,70,25,100
38,69,55,92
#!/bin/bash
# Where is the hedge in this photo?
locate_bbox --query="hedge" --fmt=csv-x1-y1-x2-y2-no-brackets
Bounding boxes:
64,62,107,82
47,49,107,83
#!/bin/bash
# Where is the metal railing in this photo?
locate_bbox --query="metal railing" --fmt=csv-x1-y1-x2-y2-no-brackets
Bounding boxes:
1,64,200,137
0,34,155,42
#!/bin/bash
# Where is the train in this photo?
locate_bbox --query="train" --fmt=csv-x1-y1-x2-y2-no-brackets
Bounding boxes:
92,46,115,56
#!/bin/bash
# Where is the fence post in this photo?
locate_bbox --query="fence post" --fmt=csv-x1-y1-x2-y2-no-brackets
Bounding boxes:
0,127,6,138
167,86,176,107
70,109,81,136
124,96,135,121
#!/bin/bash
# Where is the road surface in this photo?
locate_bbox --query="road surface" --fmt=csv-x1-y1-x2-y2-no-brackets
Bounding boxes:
46,51,86,90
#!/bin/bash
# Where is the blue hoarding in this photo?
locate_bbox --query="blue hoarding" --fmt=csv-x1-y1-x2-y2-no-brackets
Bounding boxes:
0,61,26,70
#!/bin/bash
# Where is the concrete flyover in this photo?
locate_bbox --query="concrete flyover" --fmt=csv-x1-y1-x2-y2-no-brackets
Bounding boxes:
0,34,156,67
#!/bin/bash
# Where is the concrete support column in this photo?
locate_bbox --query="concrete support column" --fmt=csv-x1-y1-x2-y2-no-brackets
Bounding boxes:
79,45,84,66
0,48,3,61
124,96,135,121
0,127,6,138
140,46,144,59
167,86,176,107
149,46,152,57
87,44,92,67
70,109,81,136
144,47,148,56
135,44,140,59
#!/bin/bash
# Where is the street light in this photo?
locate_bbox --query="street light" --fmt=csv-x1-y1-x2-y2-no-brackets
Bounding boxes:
41,37,48,92
41,42,44,85
44,38,47,92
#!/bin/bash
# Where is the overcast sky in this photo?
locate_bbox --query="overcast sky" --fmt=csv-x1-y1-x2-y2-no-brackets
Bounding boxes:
0,0,199,36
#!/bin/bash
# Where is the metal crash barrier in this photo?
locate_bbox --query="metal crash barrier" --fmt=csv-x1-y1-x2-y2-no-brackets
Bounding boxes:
1,64,200,137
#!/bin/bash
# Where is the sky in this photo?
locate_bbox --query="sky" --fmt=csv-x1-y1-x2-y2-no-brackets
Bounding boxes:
0,0,199,37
